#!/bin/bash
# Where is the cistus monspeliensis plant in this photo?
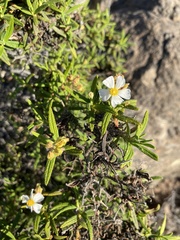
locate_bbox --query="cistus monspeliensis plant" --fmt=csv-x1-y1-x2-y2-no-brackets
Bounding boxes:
0,0,179,239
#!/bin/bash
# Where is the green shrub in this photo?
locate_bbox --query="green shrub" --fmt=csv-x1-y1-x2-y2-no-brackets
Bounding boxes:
0,0,179,239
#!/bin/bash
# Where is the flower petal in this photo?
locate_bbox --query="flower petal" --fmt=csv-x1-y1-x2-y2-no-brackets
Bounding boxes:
33,203,43,214
30,189,34,198
21,195,29,203
119,89,131,100
102,76,114,88
98,89,111,101
111,96,124,108
115,75,125,89
33,193,44,203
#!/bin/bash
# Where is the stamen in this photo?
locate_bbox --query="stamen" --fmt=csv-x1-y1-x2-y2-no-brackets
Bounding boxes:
27,199,35,207
110,88,118,96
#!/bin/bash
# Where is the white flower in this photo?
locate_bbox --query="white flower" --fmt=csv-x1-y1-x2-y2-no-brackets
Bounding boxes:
21,189,44,214
98,75,131,108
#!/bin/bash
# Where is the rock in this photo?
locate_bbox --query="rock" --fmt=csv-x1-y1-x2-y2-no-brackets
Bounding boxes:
111,0,180,177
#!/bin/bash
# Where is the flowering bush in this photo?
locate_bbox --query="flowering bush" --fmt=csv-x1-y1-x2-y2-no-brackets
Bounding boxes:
0,0,179,239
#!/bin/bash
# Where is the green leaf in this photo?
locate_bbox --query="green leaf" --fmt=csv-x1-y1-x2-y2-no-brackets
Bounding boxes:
54,236,67,239
121,99,138,111
45,220,51,238
136,111,149,138
132,143,158,161
53,205,77,219
52,26,66,38
130,207,139,230
60,215,77,229
0,46,10,65
4,16,14,43
65,146,82,156
94,104,116,114
124,142,134,160
43,190,62,197
91,76,99,104
160,214,166,236
50,216,59,236
81,212,94,240
0,229,16,240
34,215,41,233
48,100,59,140
101,112,112,135
5,40,23,48
15,5,32,15
117,114,139,125
3,15,24,26
33,234,44,240
91,76,98,93
51,202,70,212
0,45,3,56
64,86,90,104
48,3,63,13
44,157,56,186
35,3,48,14
66,3,85,14
26,0,34,13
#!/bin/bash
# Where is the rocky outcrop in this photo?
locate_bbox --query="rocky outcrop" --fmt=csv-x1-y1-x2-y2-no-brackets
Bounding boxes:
111,0,180,177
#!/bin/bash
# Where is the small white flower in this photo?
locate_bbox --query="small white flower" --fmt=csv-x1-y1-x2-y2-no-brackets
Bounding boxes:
98,75,131,108
21,189,44,214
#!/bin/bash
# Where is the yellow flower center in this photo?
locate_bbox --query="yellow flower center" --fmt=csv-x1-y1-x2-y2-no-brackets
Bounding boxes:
27,199,35,207
110,88,118,96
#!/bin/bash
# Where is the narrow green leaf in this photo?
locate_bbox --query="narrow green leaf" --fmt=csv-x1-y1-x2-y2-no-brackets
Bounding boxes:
54,236,67,239
136,111,149,138
122,99,138,110
0,47,10,65
34,215,41,233
4,16,14,43
45,220,51,238
35,3,48,14
0,45,4,56
60,215,77,229
160,214,166,236
94,104,116,114
48,100,59,140
130,207,139,230
101,112,112,135
31,131,40,138
33,234,44,240
53,205,76,219
91,76,98,93
26,0,34,13
16,6,33,15
65,146,82,156
132,143,158,161
91,77,99,105
50,216,59,236
81,213,94,240
66,3,85,14
5,40,23,48
85,209,95,217
124,142,134,160
70,46,77,59
48,3,63,13
1,230,16,240
44,158,56,186
43,190,62,197
118,114,139,125
51,202,69,212
64,86,90,104
3,15,24,26
52,26,66,38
